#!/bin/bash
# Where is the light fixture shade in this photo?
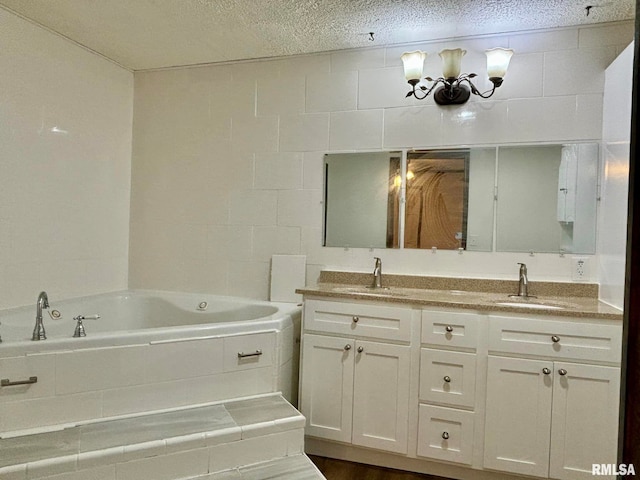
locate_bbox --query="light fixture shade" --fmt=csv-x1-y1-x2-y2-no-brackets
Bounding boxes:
439,48,466,79
486,48,514,79
401,51,426,82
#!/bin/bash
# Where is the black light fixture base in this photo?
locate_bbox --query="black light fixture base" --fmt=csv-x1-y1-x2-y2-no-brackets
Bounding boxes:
434,84,471,105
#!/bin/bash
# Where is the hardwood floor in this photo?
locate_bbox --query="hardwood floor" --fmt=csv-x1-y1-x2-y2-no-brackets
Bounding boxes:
308,456,452,480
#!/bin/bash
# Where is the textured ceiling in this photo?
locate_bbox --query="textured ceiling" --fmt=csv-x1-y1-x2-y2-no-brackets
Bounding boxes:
0,0,635,71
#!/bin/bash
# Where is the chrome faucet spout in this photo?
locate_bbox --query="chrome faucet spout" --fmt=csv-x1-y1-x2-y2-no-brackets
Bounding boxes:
32,291,49,341
516,263,529,297
371,257,382,288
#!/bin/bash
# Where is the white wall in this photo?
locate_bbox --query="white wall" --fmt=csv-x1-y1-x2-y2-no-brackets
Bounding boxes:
598,42,634,309
0,8,134,309
129,23,633,299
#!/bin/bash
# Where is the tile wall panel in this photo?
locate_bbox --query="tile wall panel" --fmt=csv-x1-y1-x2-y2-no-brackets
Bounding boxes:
129,23,634,297
0,9,133,309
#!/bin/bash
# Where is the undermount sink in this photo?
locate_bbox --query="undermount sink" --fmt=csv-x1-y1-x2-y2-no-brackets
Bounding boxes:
494,301,564,310
333,286,407,297
494,297,577,310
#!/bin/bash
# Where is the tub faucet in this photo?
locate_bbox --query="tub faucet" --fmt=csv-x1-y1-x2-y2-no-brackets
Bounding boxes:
32,291,49,341
371,257,383,288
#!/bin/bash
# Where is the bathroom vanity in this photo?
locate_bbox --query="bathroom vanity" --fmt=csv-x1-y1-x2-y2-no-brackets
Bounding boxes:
296,272,622,480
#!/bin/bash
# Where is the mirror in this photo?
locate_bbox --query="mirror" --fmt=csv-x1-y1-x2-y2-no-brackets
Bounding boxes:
323,143,599,254
496,143,598,254
323,151,401,248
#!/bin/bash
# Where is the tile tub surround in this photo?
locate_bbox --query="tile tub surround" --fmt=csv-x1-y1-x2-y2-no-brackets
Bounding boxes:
296,272,622,320
0,394,310,480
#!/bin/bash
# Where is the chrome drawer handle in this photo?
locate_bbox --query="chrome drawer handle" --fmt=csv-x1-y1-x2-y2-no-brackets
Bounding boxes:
442,432,450,440
352,316,359,323
542,368,551,375
443,375,451,383
357,346,364,353
344,344,352,351
445,325,453,332
551,335,560,343
237,350,263,358
1,376,38,387
558,369,568,376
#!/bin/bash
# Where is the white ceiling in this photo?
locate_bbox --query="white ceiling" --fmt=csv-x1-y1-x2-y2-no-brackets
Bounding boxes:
0,0,635,71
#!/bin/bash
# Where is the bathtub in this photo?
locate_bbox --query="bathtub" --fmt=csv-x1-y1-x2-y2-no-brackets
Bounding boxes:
0,290,301,434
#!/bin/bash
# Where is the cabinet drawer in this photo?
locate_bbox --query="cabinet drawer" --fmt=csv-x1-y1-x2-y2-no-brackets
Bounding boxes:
421,310,479,349
223,332,275,372
489,316,622,363
417,404,474,465
304,299,412,342
420,349,476,408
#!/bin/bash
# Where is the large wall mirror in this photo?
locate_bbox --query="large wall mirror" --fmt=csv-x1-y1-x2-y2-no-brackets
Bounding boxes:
323,143,599,254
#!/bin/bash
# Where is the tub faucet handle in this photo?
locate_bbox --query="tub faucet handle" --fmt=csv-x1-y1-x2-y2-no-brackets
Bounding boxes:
73,314,100,338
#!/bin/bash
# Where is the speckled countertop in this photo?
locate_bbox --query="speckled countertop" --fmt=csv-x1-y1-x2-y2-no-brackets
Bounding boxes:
296,272,623,321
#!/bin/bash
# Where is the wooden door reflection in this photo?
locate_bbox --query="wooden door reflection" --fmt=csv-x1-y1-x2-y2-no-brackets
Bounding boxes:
404,152,469,249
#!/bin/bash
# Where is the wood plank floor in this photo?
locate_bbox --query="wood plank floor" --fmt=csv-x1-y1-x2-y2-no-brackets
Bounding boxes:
308,456,452,480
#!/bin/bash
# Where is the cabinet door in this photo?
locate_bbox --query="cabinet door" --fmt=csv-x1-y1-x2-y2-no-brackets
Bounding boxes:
352,340,410,454
549,363,620,480
300,334,354,443
484,356,553,478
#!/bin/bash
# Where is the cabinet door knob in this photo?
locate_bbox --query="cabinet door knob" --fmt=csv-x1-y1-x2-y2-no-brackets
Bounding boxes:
542,368,551,375
551,335,560,343
357,346,364,353
443,375,451,383
445,325,453,332
344,344,351,351
442,432,449,440
558,368,568,376
352,316,359,323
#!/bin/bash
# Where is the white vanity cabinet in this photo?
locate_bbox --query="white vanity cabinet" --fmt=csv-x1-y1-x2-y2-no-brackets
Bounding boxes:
417,310,480,465
299,291,623,480
300,299,412,454
484,315,621,480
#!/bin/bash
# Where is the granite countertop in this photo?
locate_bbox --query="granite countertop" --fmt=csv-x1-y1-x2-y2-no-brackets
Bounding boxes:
296,272,623,321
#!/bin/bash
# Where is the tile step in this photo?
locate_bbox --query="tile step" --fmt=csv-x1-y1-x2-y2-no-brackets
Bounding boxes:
187,454,326,480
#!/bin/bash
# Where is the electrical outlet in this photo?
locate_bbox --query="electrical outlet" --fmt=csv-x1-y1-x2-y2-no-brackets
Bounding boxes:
572,257,588,281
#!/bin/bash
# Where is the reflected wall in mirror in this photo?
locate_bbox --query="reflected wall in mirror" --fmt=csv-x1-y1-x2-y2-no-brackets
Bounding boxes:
323,152,401,248
496,143,598,254
323,143,599,254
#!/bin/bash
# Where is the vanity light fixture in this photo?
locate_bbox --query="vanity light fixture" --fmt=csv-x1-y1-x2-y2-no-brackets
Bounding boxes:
401,47,514,105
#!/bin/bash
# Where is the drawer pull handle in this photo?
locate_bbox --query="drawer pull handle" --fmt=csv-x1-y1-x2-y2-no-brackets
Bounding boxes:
352,316,359,323
237,350,263,359
1,376,38,387
344,344,352,351
442,432,450,440
558,369,568,376
443,375,451,383
542,368,551,375
357,346,364,353
551,335,560,343
445,325,453,333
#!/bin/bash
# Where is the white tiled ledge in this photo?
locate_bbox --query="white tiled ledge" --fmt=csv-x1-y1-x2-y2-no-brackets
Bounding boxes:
0,394,309,480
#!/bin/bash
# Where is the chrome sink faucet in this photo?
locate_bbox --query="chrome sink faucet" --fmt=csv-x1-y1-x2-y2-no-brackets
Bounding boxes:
511,263,534,298
32,291,49,341
371,257,383,288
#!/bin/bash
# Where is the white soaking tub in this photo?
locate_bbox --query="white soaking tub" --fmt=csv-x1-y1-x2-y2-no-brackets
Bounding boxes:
0,290,301,435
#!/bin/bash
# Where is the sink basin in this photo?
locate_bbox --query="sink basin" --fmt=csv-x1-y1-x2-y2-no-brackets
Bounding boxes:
493,297,577,310
333,286,407,297
494,301,564,310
